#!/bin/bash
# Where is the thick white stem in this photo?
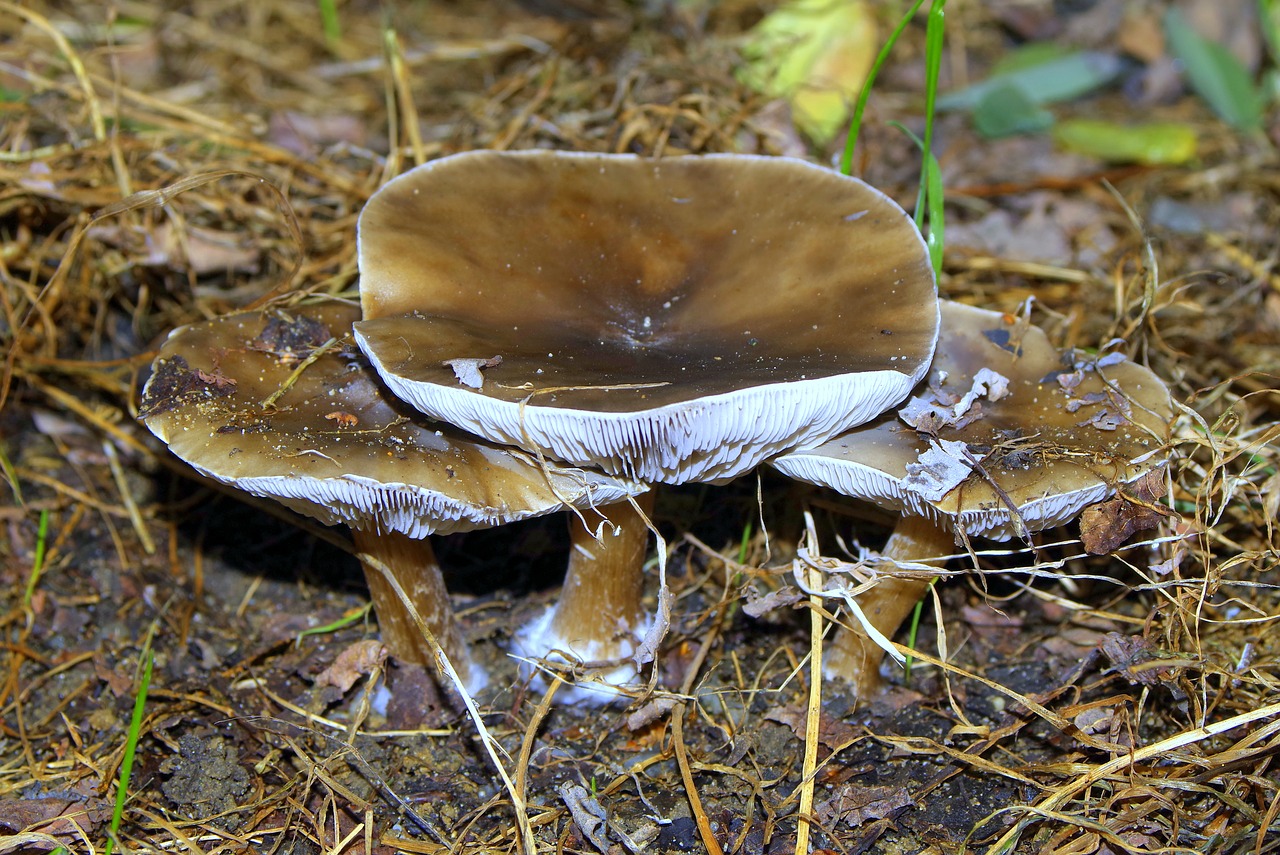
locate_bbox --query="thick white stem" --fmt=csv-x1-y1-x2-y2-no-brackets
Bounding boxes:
549,492,654,656
516,493,654,703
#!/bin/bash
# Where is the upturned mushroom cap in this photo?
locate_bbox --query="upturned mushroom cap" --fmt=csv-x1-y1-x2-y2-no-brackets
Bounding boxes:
353,150,939,484
772,301,1174,540
139,300,644,536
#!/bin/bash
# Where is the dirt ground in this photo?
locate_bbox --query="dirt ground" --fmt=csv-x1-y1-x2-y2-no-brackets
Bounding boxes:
2,1,1279,853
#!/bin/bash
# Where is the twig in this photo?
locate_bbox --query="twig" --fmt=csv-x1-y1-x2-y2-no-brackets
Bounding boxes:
795,560,823,855
668,585,730,855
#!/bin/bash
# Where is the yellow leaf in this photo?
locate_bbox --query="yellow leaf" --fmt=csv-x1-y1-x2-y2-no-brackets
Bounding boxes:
1052,119,1198,166
739,0,878,145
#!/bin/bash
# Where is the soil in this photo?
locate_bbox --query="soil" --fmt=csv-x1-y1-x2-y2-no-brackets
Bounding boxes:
2,1,1279,854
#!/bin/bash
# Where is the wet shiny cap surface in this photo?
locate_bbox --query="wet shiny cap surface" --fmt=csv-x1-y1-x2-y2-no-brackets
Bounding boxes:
773,301,1174,540
354,150,939,483
140,300,644,537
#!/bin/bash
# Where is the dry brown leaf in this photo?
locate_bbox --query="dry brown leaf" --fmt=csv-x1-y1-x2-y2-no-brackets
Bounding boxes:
314,639,387,693
765,704,856,751
814,784,913,828
1080,470,1171,554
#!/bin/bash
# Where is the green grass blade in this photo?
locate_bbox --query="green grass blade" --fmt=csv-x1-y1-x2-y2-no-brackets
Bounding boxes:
105,637,154,855
294,602,372,647
22,510,49,612
902,579,938,685
1263,0,1280,66
888,118,945,276
919,0,945,276
317,0,341,51
737,520,753,565
839,0,928,176
919,0,944,160
921,149,944,274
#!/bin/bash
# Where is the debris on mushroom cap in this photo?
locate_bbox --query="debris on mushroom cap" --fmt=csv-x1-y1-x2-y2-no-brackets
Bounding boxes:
353,150,939,484
771,301,1174,540
139,300,646,537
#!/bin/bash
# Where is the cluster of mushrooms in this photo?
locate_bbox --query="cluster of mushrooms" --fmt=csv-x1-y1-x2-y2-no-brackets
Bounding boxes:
140,150,1173,705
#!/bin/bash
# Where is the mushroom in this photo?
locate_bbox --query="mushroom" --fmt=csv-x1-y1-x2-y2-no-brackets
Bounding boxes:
771,300,1175,696
139,299,644,696
352,150,939,484
349,150,940,696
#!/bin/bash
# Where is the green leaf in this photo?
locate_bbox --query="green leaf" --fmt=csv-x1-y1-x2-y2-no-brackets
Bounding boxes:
938,50,1122,111
972,83,1054,137
1052,119,1199,165
1164,8,1263,132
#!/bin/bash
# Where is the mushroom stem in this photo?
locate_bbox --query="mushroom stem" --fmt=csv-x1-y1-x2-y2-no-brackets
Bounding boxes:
515,492,655,701
822,515,951,697
549,492,655,656
352,529,485,695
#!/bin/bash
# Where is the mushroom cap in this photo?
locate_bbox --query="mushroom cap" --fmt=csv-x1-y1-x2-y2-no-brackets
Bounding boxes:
140,300,645,538
772,301,1174,540
353,150,938,484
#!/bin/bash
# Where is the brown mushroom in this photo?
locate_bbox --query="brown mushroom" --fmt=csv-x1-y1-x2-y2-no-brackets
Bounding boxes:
772,300,1175,696
348,150,940,697
139,300,644,696
352,150,940,485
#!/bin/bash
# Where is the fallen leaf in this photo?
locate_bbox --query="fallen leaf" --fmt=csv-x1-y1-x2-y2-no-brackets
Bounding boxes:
268,110,368,156
626,695,678,731
251,313,332,362
1052,119,1198,166
814,784,913,828
938,48,1123,112
194,368,237,390
765,704,857,751
742,584,804,618
0,796,109,840
737,0,877,145
138,355,238,418
93,654,135,698
558,783,611,854
314,639,387,693
324,411,358,427
901,367,1010,433
1080,470,1170,554
1098,631,1187,686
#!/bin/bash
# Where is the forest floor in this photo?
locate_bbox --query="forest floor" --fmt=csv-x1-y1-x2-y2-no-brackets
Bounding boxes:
1,1,1279,853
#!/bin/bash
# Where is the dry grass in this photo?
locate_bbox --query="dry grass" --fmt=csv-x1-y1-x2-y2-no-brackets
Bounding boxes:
1,1,1279,853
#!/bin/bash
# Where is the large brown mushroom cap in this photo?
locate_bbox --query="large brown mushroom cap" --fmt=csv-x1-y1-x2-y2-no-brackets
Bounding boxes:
773,301,1174,540
140,300,643,536
353,150,939,484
